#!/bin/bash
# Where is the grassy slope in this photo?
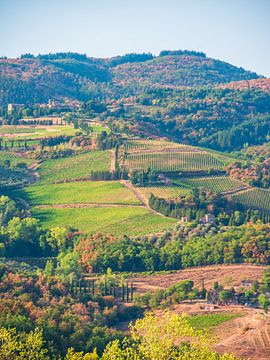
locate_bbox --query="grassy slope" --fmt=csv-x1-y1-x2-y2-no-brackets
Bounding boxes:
138,186,191,200
14,181,140,205
0,151,33,167
188,313,240,332
32,206,176,236
38,151,111,184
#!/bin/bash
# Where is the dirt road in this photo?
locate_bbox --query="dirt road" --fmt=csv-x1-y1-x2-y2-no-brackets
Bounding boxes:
120,180,168,217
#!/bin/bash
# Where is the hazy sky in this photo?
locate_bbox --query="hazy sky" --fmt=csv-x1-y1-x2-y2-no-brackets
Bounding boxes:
1,0,269,76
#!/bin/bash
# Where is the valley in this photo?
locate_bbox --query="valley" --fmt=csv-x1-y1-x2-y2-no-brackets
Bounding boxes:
0,50,269,360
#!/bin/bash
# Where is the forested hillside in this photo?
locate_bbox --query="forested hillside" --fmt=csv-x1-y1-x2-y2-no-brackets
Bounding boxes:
0,51,260,105
0,51,269,152
112,52,259,87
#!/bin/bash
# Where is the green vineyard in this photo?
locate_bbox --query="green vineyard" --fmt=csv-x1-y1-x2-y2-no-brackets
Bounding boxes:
124,152,224,172
125,139,196,152
179,176,246,193
119,139,225,173
231,188,270,212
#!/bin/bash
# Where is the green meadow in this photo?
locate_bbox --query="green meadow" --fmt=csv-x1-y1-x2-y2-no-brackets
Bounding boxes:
188,313,240,332
32,206,177,236
0,125,78,140
38,150,111,184
14,181,140,205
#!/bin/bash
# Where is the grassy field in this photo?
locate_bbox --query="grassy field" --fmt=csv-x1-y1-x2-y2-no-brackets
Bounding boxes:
14,181,141,205
138,186,191,200
188,313,240,332
180,176,245,193
38,151,111,184
32,206,177,236
0,125,78,140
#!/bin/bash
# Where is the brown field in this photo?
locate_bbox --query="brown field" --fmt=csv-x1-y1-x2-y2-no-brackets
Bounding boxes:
215,308,270,360
130,264,265,293
129,264,269,360
170,303,270,360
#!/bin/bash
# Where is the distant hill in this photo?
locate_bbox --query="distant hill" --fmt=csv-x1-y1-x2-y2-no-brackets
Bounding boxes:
0,55,110,105
112,53,259,88
0,51,261,105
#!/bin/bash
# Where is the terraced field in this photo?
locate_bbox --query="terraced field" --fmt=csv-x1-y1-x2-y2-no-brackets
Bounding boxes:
13,181,141,205
32,206,177,236
179,176,245,193
137,186,191,200
38,151,111,184
231,188,270,211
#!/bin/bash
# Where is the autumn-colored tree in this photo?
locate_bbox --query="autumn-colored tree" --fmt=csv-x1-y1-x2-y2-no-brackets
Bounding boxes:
65,347,98,360
101,311,239,360
0,327,48,360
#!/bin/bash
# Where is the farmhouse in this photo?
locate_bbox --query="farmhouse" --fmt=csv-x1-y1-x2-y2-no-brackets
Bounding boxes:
200,214,215,224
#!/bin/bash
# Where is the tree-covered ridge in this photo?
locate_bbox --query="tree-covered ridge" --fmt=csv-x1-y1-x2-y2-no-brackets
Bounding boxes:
0,59,93,105
126,86,270,150
0,50,261,105
159,49,207,57
108,52,154,67
112,54,259,87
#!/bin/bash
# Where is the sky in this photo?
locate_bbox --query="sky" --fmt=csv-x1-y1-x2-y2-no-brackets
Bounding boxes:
1,0,269,76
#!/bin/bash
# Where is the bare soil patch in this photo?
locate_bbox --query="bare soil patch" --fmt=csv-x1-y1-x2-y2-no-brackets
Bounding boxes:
130,264,264,293
215,308,270,360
